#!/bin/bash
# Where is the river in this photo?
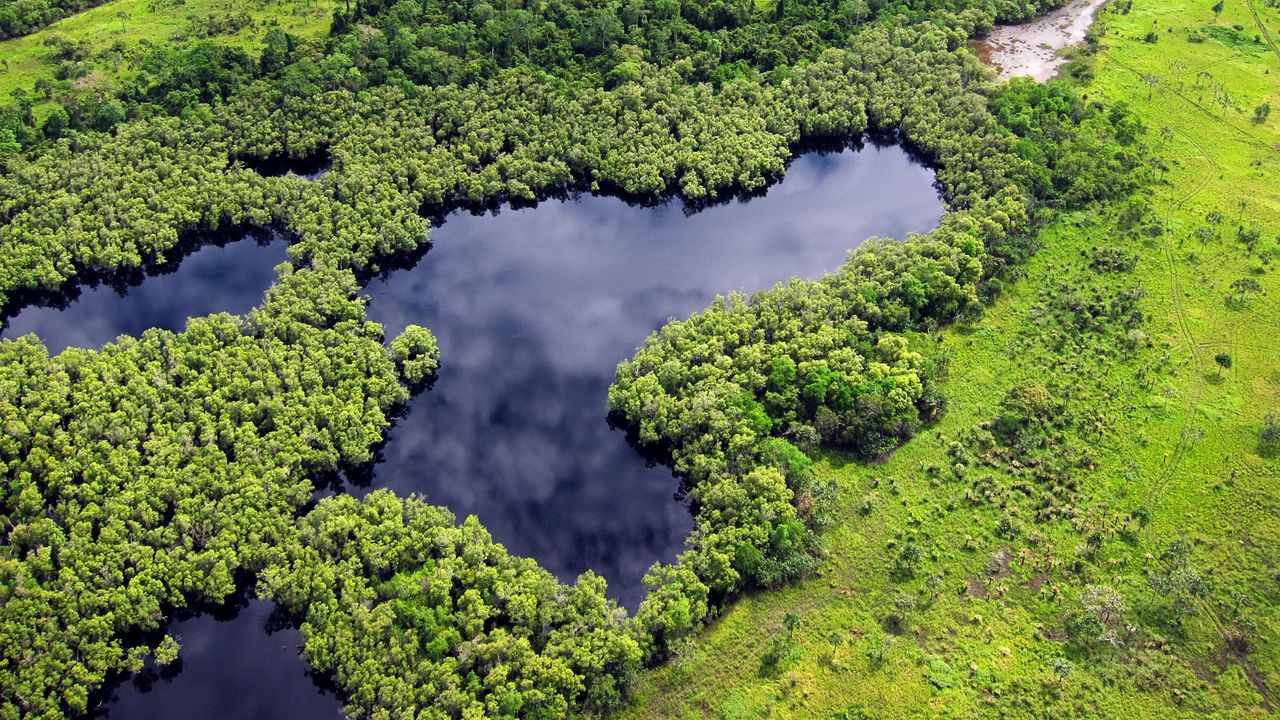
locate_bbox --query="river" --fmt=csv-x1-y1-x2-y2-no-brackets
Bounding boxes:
972,0,1110,82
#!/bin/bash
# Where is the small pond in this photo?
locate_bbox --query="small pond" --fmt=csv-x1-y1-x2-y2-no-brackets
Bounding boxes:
972,0,1109,82
0,230,289,354
239,152,332,180
359,140,944,609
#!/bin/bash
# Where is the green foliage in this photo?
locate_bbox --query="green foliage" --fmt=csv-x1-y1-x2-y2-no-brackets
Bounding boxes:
263,491,641,719
1049,656,1073,680
1090,246,1138,272
0,266,408,716
991,80,1149,206
0,0,107,38
153,635,180,667
1225,277,1263,306
1145,539,1208,627
1262,412,1280,455
1074,584,1127,646
389,324,439,387
613,0,1280,712
924,655,957,689
829,705,869,720
0,0,1164,715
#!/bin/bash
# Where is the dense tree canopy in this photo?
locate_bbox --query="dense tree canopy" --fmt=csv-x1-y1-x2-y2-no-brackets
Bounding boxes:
0,0,106,39
0,266,425,717
263,491,641,720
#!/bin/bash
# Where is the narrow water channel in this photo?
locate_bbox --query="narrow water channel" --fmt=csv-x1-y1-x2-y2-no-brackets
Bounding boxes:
0,230,289,354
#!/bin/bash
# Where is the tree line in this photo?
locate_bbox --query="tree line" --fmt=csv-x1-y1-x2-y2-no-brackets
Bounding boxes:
0,0,106,39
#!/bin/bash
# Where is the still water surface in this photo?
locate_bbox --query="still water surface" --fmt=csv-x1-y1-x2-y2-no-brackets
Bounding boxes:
10,141,942,719
0,231,289,354
95,599,342,719
359,142,943,609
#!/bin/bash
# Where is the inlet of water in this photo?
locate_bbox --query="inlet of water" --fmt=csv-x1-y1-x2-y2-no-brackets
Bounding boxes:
0,230,289,354
92,599,343,720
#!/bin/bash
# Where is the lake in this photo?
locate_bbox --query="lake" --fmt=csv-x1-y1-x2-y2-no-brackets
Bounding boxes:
358,140,943,609
17,140,943,719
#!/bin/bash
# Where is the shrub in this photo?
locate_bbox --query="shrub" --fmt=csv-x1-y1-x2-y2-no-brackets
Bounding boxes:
1261,412,1280,455
1074,584,1127,645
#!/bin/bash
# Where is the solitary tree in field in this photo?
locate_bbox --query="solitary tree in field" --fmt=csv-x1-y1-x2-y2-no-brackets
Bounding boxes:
1078,584,1126,646
1225,277,1263,307
1255,101,1272,124
1212,0,1224,17
1142,73,1160,99
1262,412,1280,456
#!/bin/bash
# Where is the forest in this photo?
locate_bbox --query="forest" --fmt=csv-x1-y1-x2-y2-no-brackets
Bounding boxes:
0,0,1275,717
0,0,105,39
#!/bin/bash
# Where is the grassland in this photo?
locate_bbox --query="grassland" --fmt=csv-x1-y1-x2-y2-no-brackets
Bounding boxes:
0,0,332,106
614,1,1280,717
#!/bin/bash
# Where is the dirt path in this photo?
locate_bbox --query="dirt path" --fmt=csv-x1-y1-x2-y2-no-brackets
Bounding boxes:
1244,0,1280,65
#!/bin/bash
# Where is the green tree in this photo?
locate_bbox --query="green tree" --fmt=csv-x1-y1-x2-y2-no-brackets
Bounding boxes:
154,635,181,666
1076,584,1127,645
1261,412,1280,455
390,324,439,387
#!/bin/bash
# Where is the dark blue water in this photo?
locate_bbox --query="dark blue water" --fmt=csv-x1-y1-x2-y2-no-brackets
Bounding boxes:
94,599,342,720
19,141,943,719
359,143,943,609
0,231,289,354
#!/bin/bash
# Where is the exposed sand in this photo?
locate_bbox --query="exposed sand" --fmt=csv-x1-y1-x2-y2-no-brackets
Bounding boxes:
972,0,1110,82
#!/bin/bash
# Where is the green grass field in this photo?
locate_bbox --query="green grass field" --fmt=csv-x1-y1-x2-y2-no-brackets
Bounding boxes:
0,0,333,106
614,1,1280,717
